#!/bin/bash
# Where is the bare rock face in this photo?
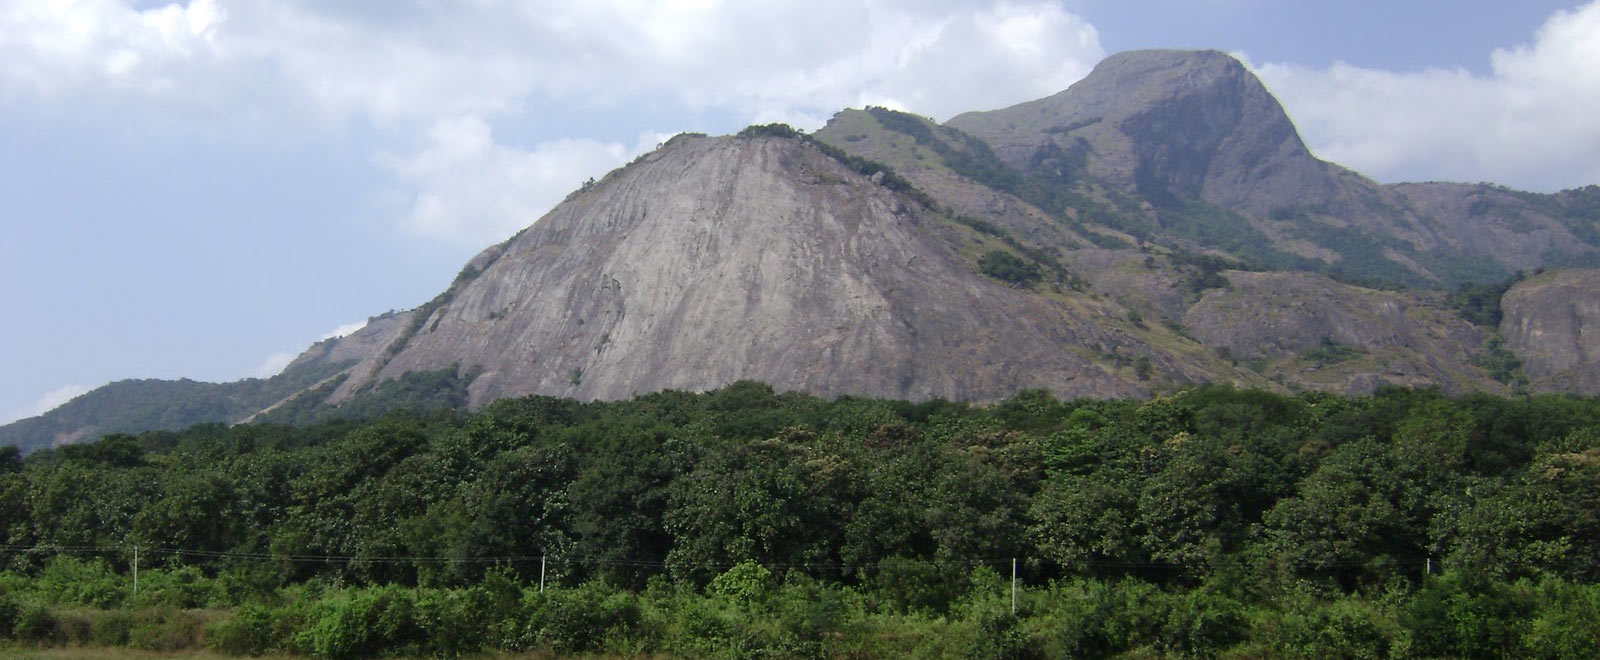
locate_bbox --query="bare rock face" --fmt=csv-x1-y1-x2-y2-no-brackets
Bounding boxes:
1184,271,1500,394
332,134,1149,405
282,310,415,376
1391,183,1599,272
1502,269,1600,393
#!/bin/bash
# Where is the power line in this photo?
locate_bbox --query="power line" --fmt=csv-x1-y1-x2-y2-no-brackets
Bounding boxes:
2,543,1450,573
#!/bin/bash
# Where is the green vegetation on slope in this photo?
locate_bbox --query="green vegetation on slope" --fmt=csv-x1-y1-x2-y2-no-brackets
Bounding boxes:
254,366,479,427
3,383,1600,657
0,358,353,456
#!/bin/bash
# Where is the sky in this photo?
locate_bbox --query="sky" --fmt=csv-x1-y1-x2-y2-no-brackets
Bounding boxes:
3,0,1598,424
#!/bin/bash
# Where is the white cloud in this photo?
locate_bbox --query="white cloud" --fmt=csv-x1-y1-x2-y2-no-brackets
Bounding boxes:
244,320,380,380
10,1,1597,198
377,116,656,245
1253,1,1600,191
0,0,221,99
2,384,92,424
321,321,367,340
2,1,1103,123
0,1,1107,242
250,351,296,379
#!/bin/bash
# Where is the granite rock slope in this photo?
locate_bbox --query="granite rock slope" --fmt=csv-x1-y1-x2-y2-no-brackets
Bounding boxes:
331,134,1155,406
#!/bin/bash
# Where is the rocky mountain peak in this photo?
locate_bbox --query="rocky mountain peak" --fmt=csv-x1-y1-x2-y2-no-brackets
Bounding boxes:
949,49,1331,216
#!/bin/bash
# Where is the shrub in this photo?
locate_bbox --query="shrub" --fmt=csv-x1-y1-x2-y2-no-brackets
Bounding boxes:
207,603,280,656
1159,587,1247,657
294,586,421,660
131,565,213,609
978,250,1042,287
39,556,125,608
869,557,966,615
413,587,488,657
1403,570,1533,659
90,610,134,646
128,607,205,652
531,582,642,654
0,592,17,638
737,123,802,139
1522,578,1600,660
708,560,772,608
1253,592,1397,660
12,599,57,642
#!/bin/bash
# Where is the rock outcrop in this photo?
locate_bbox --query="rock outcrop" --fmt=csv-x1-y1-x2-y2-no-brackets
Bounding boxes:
1502,269,1600,393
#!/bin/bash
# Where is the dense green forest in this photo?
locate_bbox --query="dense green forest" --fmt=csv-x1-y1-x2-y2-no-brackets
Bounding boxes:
3,383,1600,658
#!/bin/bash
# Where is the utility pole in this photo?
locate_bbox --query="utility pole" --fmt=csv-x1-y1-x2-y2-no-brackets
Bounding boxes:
540,556,546,593
1011,558,1017,615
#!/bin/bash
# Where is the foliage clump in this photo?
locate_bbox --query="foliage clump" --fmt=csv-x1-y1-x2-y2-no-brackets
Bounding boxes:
736,123,803,140
1300,337,1365,365
978,250,1042,287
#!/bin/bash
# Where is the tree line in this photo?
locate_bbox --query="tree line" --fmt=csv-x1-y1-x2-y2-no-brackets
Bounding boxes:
2,382,1600,657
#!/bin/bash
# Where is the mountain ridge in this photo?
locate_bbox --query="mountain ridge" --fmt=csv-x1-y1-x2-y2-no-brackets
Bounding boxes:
7,49,1599,454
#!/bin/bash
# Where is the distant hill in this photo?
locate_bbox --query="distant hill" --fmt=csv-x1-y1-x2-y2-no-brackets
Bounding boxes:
0,358,349,455
7,49,1599,452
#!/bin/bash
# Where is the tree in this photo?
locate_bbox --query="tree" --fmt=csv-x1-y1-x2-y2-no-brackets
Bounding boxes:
663,430,849,582
978,250,1041,287
1263,437,1420,588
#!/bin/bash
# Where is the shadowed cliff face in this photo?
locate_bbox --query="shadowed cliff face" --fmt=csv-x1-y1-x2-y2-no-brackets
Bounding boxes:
334,134,1153,405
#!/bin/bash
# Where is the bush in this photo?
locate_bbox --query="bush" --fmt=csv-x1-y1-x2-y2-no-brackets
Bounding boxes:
1523,578,1600,660
0,592,18,638
978,250,1042,287
737,123,802,139
530,582,642,654
39,556,125,608
12,599,57,642
127,607,205,652
1031,579,1136,657
90,610,134,646
1254,592,1397,660
1403,570,1533,659
960,607,1035,660
708,560,772,608
413,587,488,657
130,565,213,609
294,586,421,660
1300,337,1363,365
210,561,289,606
869,558,966,615
1160,587,1247,657
206,603,280,656
51,609,93,645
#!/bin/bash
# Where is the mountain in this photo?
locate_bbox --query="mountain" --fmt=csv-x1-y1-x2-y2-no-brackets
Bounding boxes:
322,131,1162,406
0,357,350,454
7,49,1600,453
941,49,1599,286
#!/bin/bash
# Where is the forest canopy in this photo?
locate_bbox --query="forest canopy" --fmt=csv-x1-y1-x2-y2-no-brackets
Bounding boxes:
3,383,1600,658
